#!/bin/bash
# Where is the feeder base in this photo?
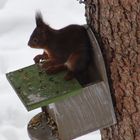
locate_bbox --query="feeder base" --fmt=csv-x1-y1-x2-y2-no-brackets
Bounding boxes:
27,112,59,140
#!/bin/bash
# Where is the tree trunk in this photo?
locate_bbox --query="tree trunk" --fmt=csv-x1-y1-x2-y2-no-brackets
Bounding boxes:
85,0,140,140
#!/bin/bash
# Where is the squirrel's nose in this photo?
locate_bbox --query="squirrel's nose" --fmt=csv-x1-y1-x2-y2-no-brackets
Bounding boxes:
28,38,38,46
28,40,32,46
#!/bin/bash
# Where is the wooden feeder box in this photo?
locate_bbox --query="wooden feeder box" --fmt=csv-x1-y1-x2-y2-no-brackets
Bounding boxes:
6,25,116,140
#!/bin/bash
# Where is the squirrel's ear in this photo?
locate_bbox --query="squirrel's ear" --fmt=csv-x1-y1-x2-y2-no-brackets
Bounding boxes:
35,11,44,27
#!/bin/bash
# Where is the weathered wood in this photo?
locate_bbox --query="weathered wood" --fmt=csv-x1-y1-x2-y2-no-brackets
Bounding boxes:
6,66,82,111
48,82,115,140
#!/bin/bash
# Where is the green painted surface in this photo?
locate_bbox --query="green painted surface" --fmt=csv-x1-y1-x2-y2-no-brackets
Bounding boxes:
6,64,82,111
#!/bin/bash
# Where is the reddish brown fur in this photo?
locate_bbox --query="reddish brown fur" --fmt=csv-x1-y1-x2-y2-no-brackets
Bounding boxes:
28,12,91,84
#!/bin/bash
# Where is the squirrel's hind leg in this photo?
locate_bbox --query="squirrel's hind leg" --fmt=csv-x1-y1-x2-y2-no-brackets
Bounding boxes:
65,50,88,73
64,71,74,81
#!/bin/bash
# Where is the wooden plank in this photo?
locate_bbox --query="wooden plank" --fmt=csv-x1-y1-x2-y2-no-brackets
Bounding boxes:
48,82,116,140
6,64,82,111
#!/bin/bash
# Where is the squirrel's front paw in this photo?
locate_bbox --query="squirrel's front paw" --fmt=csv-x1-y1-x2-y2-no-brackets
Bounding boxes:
46,66,58,74
41,59,57,69
34,55,42,63
41,62,52,70
34,55,47,63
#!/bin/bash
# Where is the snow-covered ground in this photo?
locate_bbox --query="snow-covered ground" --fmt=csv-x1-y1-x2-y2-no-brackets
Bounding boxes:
0,0,101,139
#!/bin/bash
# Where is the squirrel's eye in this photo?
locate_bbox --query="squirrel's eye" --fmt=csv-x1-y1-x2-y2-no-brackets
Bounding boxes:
33,38,38,43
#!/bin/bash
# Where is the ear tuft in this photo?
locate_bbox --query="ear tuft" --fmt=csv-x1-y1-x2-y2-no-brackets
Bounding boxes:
35,11,44,27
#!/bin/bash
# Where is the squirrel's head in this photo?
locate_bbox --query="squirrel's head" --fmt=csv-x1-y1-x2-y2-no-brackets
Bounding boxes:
28,12,51,49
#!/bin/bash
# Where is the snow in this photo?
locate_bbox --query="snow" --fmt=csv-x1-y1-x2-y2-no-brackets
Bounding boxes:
0,0,101,139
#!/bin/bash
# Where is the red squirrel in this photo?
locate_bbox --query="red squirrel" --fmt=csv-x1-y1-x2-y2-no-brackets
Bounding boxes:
28,12,92,83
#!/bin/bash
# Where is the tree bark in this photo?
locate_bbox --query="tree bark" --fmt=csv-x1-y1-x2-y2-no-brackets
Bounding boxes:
85,0,140,140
